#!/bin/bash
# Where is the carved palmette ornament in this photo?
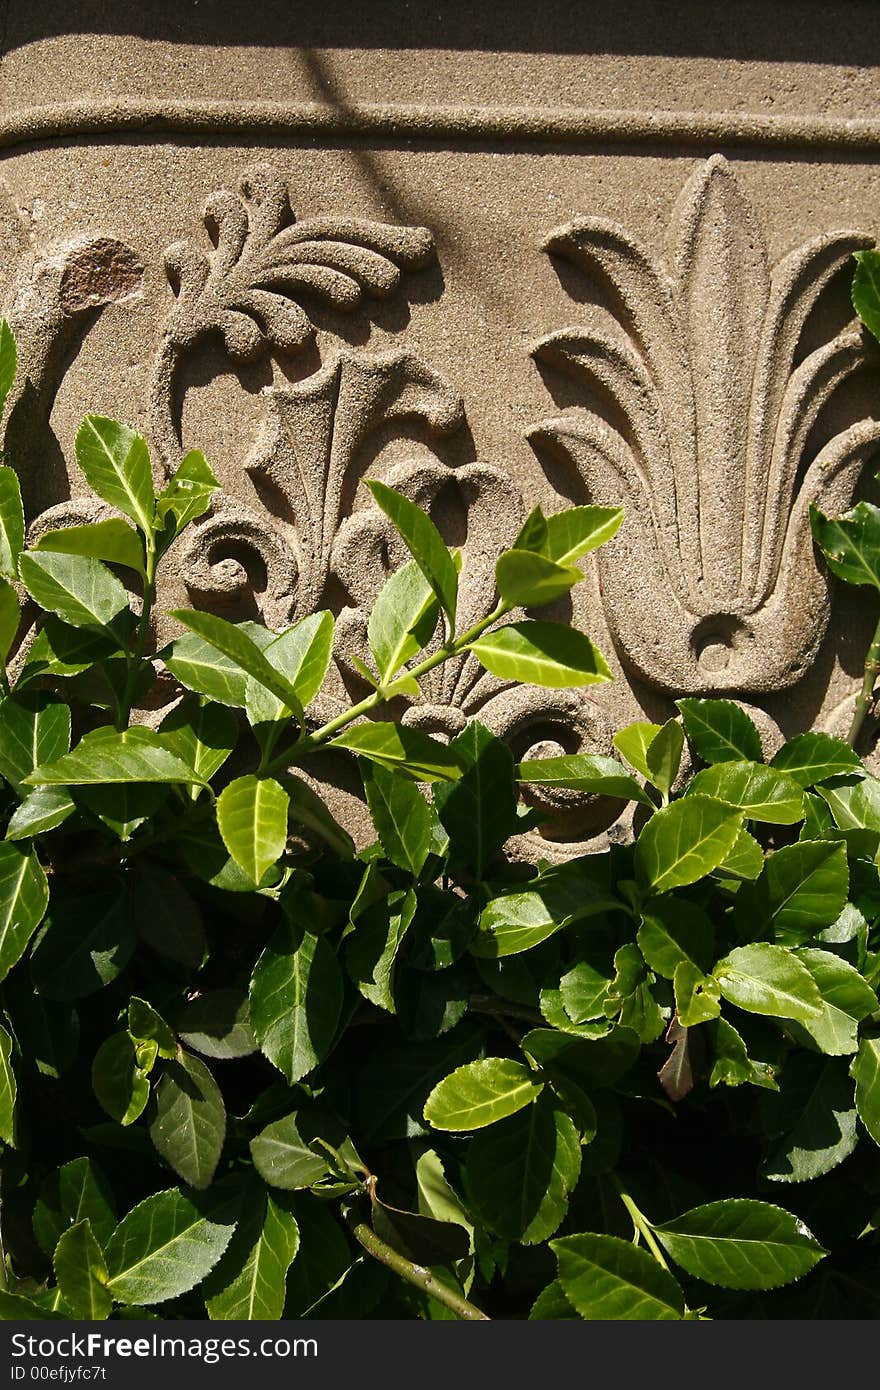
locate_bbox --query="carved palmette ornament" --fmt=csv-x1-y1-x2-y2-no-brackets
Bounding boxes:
532,154,880,694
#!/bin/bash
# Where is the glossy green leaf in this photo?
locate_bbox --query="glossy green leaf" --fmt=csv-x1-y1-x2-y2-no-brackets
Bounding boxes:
130,864,206,970
415,1150,474,1251
168,610,304,720
770,732,861,787
673,961,722,1026
19,616,118,683
250,1113,332,1190
541,506,623,564
0,464,24,581
371,1188,470,1266
217,775,289,885
367,557,440,683
177,989,257,1060
424,1057,544,1131
362,761,432,875
852,1035,880,1146
105,1187,237,1306
19,550,132,642
366,479,458,627
163,632,250,707
346,887,416,1013
91,1032,152,1126
6,786,75,840
155,450,218,539
159,699,238,791
475,861,619,957
645,718,684,798
853,247,880,341
0,841,49,981
810,498,880,589
150,1052,226,1190
654,1199,826,1290
816,773,880,832
529,1283,577,1320
762,1055,858,1182
0,1022,15,1146
638,897,714,978
31,883,134,1000
713,944,823,1023
468,620,612,688
464,1098,580,1244
75,782,170,842
495,548,580,608
0,694,71,795
613,721,662,780
0,579,19,664
686,761,804,824
714,827,764,881
128,998,176,1060
434,721,518,877
559,959,613,1023
515,752,653,806
708,1017,779,1092
53,1219,112,1321
635,796,742,893
246,613,334,735
552,1233,685,1320
676,698,762,765
35,518,145,573
760,840,850,945
205,1187,300,1321
75,416,155,535
250,921,343,1083
27,726,205,788
330,721,463,783
791,948,877,1055
32,1157,117,1256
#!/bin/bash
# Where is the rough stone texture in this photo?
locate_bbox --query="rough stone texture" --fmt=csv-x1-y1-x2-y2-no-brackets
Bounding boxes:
1,1,879,855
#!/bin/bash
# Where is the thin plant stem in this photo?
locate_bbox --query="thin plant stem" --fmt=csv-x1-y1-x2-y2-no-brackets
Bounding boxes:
611,1176,671,1273
119,538,157,730
848,609,880,748
345,1211,489,1321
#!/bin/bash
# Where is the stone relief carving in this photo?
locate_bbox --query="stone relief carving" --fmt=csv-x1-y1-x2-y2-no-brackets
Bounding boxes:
2,156,878,852
530,154,880,696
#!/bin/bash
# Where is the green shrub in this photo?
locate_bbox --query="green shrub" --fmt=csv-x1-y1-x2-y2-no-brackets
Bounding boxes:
0,255,879,1321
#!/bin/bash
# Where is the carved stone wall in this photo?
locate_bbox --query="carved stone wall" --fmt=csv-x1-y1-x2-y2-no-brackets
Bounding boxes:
1,1,879,856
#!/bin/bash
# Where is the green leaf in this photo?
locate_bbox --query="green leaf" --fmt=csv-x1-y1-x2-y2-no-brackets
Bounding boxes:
0,322,16,417
330,721,463,783
163,632,251,707
713,944,824,1023
415,1150,474,1250
515,753,653,806
654,1199,826,1290
105,1187,237,1306
250,920,343,1083
27,726,206,788
168,610,304,719
0,579,19,665
0,841,49,981
91,1032,152,1126
770,732,861,787
367,558,440,683
559,959,613,1023
205,1187,300,1321
155,450,218,540
35,519,145,573
757,840,850,945
266,610,334,709
53,1219,112,1321
637,897,714,979
708,1017,779,1092
159,698,238,790
552,1233,685,1320
433,721,518,877
33,1158,117,1256
852,1035,880,1146
464,1097,580,1243
177,990,257,1060
810,499,880,589
423,1057,544,1131
6,786,75,839
714,827,764,881
250,1113,332,1190
75,782,170,842
150,1052,227,1190
371,1189,470,1267
365,480,459,628
0,1021,15,1146
217,775,289,885
676,698,762,764
790,948,877,1055
362,761,432,876
529,1283,577,1320
0,464,24,581
468,620,612,688
31,883,134,1000
346,887,416,1013
19,616,118,683
19,550,132,642
816,773,880,831
495,549,580,608
474,861,619,958
541,506,623,564
674,961,721,1027
127,998,176,1060
0,694,71,797
762,1055,858,1182
852,247,880,343
130,865,206,970
635,796,743,892
686,760,804,824
645,718,684,798
613,721,661,780
75,416,155,536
